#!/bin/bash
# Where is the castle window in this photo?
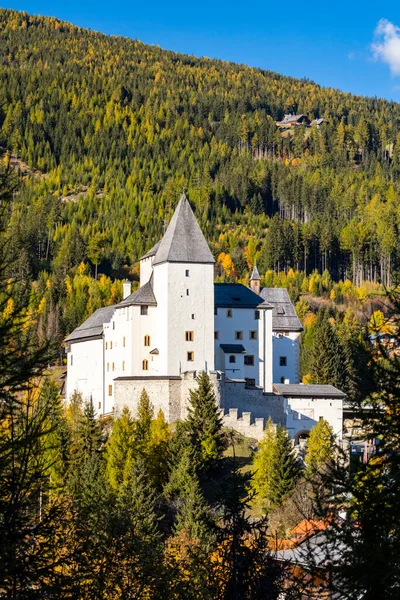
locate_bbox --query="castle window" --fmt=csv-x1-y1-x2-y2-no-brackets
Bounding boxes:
110,341,113,349
244,355,254,366
226,309,233,318
112,362,115,371
186,289,190,296
123,336,126,347
107,363,109,372
70,354,73,366
113,322,115,330
185,269,190,277
108,385,112,396
185,331,194,342
122,361,125,371
280,356,287,367
187,351,194,362
235,331,243,340
229,355,236,364
249,330,257,340
214,331,219,340
280,376,285,384
142,359,149,371
254,310,260,320
98,401,101,409
141,305,148,315
105,342,108,350
192,314,195,319
144,335,151,346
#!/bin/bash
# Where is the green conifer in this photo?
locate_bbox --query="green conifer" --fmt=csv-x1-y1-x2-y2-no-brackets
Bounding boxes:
136,388,154,443
105,406,136,493
305,418,335,474
269,426,299,509
186,371,224,473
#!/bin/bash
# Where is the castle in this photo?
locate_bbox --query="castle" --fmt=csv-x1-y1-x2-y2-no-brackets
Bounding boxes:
65,194,345,442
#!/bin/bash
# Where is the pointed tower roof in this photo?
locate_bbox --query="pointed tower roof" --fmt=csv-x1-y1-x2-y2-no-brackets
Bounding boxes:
250,265,261,281
153,193,215,266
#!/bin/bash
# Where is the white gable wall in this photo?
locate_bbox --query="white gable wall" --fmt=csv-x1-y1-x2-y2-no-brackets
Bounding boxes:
66,338,104,413
285,396,343,441
273,331,301,384
140,256,153,286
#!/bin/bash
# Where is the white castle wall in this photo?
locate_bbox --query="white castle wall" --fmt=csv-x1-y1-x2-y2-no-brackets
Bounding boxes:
66,338,104,412
273,331,301,384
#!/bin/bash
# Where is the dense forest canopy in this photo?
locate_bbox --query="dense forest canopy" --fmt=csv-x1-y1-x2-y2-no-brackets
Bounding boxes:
1,8,400,341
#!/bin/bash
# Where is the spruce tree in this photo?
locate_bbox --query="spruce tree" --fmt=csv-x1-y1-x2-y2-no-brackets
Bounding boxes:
305,308,347,390
268,426,299,509
186,371,224,474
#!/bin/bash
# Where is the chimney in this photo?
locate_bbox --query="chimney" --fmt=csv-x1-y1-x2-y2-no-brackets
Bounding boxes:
250,265,261,295
123,280,131,300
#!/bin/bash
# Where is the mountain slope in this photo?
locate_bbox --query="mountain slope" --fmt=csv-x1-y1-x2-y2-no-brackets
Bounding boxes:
1,8,400,286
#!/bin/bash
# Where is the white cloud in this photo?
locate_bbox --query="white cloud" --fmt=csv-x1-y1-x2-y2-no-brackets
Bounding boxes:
372,19,400,76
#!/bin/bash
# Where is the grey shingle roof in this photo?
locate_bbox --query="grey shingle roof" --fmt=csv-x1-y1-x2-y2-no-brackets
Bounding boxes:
250,265,261,281
220,344,246,353
273,384,346,399
118,278,157,307
215,283,272,309
153,193,215,265
65,305,116,343
140,240,161,260
259,288,303,331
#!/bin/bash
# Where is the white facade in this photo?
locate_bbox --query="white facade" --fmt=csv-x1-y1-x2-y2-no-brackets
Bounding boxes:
66,338,104,410
285,396,343,441
273,331,302,384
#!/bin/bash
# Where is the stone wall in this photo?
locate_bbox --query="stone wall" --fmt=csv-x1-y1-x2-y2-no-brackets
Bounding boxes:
114,376,182,421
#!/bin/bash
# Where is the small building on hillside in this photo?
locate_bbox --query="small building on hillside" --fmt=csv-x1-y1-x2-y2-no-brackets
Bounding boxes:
276,114,311,128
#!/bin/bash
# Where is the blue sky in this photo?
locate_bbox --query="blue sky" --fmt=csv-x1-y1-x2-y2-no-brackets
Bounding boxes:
3,1,400,101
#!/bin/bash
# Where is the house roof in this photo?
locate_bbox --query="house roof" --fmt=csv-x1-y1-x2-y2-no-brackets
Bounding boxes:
250,265,261,281
279,113,309,124
220,344,246,353
259,288,303,331
118,277,157,307
140,240,161,260
215,283,272,309
64,304,116,343
273,384,346,399
153,193,215,266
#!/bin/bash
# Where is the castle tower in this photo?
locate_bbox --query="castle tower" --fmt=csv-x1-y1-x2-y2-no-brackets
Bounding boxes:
250,265,261,295
151,193,215,375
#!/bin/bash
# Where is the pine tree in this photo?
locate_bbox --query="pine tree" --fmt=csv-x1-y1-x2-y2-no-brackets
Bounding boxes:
269,426,299,509
108,456,164,599
213,449,286,599
305,418,335,474
105,406,136,493
186,371,224,474
146,409,171,490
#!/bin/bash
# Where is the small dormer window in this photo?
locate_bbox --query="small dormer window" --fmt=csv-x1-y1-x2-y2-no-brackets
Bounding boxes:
254,310,260,320
141,305,148,315
185,269,190,277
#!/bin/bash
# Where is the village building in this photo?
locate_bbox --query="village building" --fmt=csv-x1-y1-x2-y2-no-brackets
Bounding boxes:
65,193,344,442
276,113,311,128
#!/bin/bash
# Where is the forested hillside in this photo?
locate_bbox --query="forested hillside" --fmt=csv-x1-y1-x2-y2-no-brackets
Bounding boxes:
1,8,400,340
